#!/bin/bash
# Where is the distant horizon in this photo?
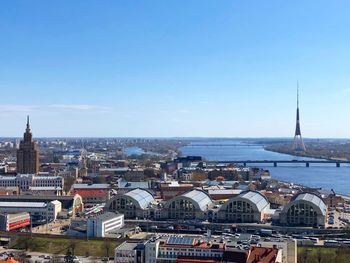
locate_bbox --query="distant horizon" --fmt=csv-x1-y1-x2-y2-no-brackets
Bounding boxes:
1,136,349,141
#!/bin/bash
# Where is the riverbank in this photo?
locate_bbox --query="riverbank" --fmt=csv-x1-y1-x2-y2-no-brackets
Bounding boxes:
264,143,350,161
264,147,330,160
180,140,350,196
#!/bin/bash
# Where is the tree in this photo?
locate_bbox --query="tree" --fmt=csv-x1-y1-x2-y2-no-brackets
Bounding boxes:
16,235,32,251
68,239,77,256
64,249,74,263
102,239,112,258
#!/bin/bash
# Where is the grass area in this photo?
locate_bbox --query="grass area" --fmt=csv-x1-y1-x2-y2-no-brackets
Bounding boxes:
10,235,124,257
298,246,350,263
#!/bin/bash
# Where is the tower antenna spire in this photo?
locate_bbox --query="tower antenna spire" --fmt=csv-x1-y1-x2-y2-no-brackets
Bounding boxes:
292,82,306,152
297,81,299,108
26,115,30,129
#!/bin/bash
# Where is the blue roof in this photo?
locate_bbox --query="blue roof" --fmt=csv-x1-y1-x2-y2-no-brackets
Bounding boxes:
166,236,195,245
64,151,80,155
119,181,149,189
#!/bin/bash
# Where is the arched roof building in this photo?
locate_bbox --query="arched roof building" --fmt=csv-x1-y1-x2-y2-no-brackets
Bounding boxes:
106,188,154,219
123,188,154,210
164,189,213,220
280,192,327,227
217,191,270,223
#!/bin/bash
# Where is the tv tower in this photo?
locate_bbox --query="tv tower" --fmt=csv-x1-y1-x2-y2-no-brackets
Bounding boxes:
292,83,306,152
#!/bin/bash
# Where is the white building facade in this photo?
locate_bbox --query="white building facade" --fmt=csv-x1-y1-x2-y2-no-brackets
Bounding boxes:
0,174,63,191
87,212,124,237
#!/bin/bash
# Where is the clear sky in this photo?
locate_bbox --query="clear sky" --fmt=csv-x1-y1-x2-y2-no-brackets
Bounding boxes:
1,0,350,138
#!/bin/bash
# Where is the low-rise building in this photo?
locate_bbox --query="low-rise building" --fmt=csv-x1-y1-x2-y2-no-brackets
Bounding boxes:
0,200,61,222
115,240,144,263
0,194,83,218
70,183,110,207
115,235,283,263
160,181,193,201
23,186,63,196
0,212,30,231
207,189,242,201
0,174,63,191
87,212,124,238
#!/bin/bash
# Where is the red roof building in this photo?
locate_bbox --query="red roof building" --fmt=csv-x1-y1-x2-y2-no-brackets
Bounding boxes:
70,184,110,207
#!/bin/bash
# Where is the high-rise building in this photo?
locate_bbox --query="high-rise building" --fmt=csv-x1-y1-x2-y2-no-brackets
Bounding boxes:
16,116,40,174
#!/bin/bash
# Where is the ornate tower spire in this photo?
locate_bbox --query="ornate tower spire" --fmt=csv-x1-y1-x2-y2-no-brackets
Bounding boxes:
292,82,306,152
17,116,39,174
26,115,30,132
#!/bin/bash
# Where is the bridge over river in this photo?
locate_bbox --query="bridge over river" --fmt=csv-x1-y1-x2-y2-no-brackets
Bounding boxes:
215,160,350,167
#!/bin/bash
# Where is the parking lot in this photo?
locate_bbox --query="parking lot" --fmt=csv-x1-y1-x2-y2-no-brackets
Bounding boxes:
0,248,114,263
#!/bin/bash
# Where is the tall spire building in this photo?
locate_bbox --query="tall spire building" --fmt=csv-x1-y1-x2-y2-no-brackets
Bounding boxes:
17,116,40,174
292,84,306,152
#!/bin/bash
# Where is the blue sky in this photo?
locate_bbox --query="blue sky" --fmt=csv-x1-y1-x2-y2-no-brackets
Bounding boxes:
1,1,350,137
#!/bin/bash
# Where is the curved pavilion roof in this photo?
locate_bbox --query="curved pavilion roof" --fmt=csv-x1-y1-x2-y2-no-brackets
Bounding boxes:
108,188,154,210
219,190,269,212
283,192,327,216
165,189,213,211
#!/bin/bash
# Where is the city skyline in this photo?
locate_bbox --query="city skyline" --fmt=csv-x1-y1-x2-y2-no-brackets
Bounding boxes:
1,1,350,137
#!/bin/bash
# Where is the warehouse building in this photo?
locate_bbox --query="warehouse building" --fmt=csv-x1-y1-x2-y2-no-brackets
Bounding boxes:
0,195,83,218
0,200,61,222
280,192,327,227
217,191,270,223
106,188,155,219
163,189,213,220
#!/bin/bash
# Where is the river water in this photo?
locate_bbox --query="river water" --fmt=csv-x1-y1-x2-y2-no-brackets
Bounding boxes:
179,140,350,196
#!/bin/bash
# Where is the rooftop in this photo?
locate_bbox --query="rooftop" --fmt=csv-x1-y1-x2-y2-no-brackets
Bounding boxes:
71,189,108,197
208,189,242,195
239,191,269,212
124,188,154,210
116,241,140,251
292,192,327,215
247,246,279,263
72,183,110,189
29,186,62,191
118,181,150,189
90,212,123,222
0,202,47,208
161,236,225,250
181,189,213,211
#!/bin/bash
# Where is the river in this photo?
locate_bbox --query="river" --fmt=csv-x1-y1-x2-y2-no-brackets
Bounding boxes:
179,140,350,196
